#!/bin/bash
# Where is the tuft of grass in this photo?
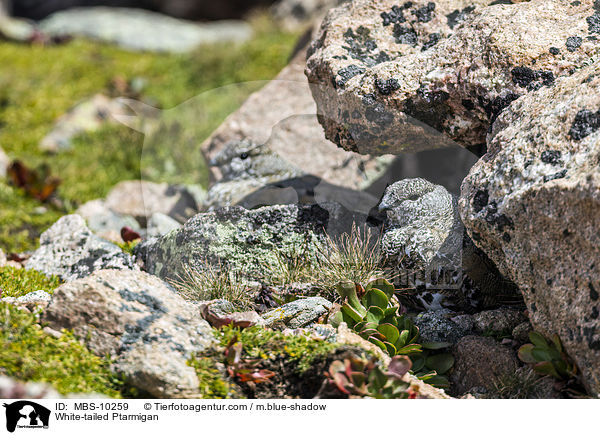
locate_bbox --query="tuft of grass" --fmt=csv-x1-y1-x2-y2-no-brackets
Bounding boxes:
487,367,550,399
0,267,62,298
266,242,316,286
171,263,255,311
0,302,123,397
316,224,386,299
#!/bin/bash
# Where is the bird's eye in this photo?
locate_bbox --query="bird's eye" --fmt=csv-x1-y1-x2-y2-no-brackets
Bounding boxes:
240,152,249,160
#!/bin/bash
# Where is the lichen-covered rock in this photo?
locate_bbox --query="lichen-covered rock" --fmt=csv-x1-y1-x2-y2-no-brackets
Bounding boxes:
136,203,370,283
1,290,52,312
459,60,600,395
472,308,527,336
306,0,600,155
105,180,198,225
26,215,137,282
450,335,519,396
43,269,215,398
413,309,472,344
262,297,332,328
39,7,253,53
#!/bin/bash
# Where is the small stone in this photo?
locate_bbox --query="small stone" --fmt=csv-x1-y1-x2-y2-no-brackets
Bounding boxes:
262,297,332,329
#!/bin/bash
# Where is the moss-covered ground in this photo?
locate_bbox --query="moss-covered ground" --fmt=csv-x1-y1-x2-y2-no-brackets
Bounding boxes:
0,13,299,252
0,266,62,298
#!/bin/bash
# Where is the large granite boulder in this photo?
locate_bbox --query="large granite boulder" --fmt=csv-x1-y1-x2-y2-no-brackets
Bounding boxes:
43,269,215,398
305,0,600,155
460,60,600,395
26,215,137,282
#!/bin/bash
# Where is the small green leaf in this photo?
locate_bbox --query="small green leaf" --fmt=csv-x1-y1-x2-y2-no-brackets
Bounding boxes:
384,341,397,356
366,306,385,323
425,353,455,375
421,342,452,350
533,361,560,379
363,288,390,310
368,336,387,352
396,343,422,355
518,344,537,364
378,323,400,344
341,304,364,323
410,354,425,372
366,278,396,299
529,331,549,348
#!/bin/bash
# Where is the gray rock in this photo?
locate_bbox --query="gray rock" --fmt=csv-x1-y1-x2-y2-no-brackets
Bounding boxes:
512,321,533,344
459,59,600,395
40,94,129,153
26,215,137,282
146,212,181,238
42,269,215,398
39,7,252,53
413,309,472,344
450,335,519,396
472,308,527,336
105,180,198,225
201,48,393,192
76,199,141,241
306,0,599,155
136,202,370,282
262,297,332,328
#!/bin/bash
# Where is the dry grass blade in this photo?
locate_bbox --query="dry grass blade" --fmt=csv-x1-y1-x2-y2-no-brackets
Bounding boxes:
170,262,254,311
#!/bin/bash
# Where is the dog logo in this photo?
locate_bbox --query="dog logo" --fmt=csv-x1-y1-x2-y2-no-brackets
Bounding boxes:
3,401,50,432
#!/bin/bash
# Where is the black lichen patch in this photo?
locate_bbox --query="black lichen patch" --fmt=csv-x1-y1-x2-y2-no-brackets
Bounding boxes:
335,64,365,88
483,92,520,124
569,109,600,140
591,283,599,301
566,36,583,52
421,33,441,51
365,102,395,126
447,6,475,29
462,99,475,110
588,13,600,34
591,306,599,320
412,2,436,23
511,67,555,91
490,0,513,4
375,77,400,95
342,27,390,67
543,169,567,183
472,189,489,213
393,24,418,46
541,150,562,165
549,47,561,55
381,5,406,26
484,201,514,233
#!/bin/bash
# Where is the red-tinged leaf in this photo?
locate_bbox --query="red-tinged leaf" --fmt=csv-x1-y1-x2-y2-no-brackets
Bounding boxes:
238,369,276,384
387,356,412,378
332,373,351,395
121,226,141,242
7,160,61,202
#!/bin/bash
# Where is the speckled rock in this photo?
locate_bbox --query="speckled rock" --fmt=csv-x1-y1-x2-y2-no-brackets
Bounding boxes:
306,0,600,155
450,335,519,396
201,48,393,191
136,202,371,282
472,308,527,335
26,215,137,282
459,60,600,395
39,7,252,53
105,180,198,225
512,321,533,344
413,309,472,344
43,269,215,398
1,290,52,312
262,297,332,328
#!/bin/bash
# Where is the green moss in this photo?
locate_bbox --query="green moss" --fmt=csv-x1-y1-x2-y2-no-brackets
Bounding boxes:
0,14,300,251
0,267,62,298
220,326,339,374
187,356,241,399
0,183,64,252
117,239,140,255
0,302,123,397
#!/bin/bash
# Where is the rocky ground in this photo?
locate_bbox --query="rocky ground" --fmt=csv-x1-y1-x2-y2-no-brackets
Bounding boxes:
0,0,598,400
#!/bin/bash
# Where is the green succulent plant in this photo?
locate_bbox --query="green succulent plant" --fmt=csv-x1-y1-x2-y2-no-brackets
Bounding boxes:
329,279,455,389
518,331,577,380
330,279,421,356
321,355,417,399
